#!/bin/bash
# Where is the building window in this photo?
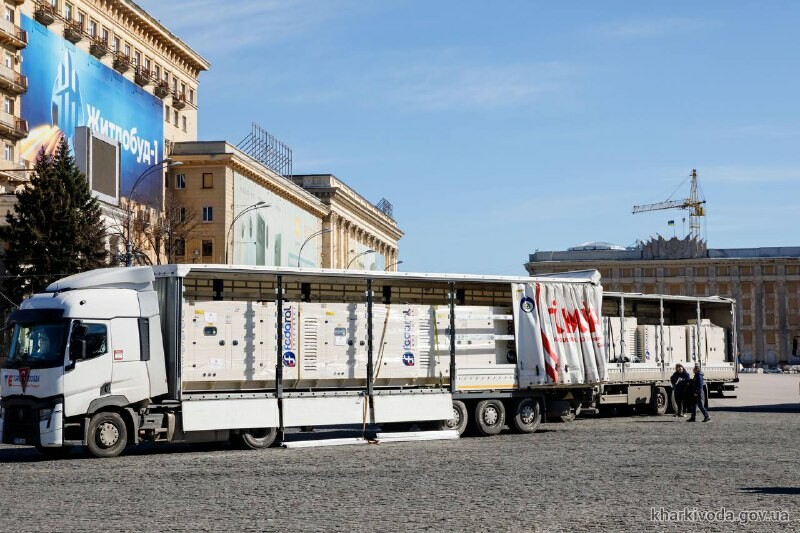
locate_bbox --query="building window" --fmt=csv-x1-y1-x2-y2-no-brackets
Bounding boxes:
4,96,12,114
182,116,187,132
202,240,213,257
178,207,186,223
175,239,186,256
173,110,178,126
4,144,12,161
172,76,178,92
88,20,97,37
124,44,131,58
164,105,170,123
50,0,57,8
64,2,72,20
77,11,85,30
4,7,13,23
202,173,213,189
101,27,109,43
153,64,160,79
175,174,185,189
180,82,186,97
202,207,213,222
144,57,151,73
4,52,12,69
189,88,195,104
112,36,120,52
717,266,729,276
133,50,141,67
163,70,170,83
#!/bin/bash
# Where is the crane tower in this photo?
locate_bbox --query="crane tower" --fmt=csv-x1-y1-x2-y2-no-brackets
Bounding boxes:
632,169,706,240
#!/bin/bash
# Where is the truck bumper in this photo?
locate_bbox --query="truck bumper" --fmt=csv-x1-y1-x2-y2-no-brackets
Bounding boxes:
1,397,64,447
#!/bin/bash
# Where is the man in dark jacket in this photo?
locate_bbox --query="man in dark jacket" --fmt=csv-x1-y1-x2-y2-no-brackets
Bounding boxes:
670,364,691,417
688,364,711,422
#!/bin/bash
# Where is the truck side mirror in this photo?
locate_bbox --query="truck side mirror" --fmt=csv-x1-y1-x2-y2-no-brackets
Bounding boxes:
69,339,87,361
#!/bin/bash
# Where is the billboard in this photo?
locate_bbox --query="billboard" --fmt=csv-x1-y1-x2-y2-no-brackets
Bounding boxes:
233,172,323,267
19,16,164,203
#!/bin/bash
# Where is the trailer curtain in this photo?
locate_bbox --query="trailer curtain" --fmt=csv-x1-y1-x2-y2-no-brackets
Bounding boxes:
512,282,607,386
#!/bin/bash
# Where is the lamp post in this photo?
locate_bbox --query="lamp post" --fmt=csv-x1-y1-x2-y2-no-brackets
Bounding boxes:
297,228,332,268
346,249,375,269
225,201,269,264
124,158,183,267
385,260,403,271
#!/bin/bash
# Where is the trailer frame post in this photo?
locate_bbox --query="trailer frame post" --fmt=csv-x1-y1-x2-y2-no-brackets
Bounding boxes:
448,282,457,393
366,278,374,399
620,293,626,380
276,275,285,437
659,296,665,372
696,298,702,369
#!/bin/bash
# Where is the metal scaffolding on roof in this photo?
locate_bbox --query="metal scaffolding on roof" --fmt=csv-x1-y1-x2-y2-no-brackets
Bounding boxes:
237,122,293,179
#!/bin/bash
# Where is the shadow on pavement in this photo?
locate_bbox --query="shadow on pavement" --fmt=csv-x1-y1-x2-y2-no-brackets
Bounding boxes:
740,487,800,495
711,404,800,413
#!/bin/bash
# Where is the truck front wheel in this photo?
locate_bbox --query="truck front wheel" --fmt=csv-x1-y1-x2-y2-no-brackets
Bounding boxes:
233,428,278,450
86,412,128,458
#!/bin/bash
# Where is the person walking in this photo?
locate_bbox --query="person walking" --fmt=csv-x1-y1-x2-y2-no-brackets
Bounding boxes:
670,364,691,417
687,364,711,422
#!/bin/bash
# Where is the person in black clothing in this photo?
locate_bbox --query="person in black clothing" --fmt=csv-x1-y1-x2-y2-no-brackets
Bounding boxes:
669,364,691,417
687,364,711,422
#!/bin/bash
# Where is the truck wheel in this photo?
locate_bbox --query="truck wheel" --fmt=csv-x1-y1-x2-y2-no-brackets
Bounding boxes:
509,398,541,434
234,428,278,450
435,400,468,435
473,399,505,437
651,387,668,416
559,405,581,423
87,412,128,458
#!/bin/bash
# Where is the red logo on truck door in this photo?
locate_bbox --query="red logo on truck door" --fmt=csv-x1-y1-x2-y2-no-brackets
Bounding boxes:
18,368,30,393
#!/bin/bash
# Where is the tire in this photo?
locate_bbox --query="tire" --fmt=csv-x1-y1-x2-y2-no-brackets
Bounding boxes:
233,427,278,450
86,411,128,458
508,398,542,434
36,445,73,459
473,399,505,437
651,386,668,416
435,400,468,435
559,405,581,423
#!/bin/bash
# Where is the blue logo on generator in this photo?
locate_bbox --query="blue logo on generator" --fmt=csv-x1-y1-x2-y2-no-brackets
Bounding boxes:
402,352,415,367
282,351,297,368
520,297,535,313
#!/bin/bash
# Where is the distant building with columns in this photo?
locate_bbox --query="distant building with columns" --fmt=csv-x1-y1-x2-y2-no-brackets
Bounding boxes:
526,237,800,366
168,143,402,270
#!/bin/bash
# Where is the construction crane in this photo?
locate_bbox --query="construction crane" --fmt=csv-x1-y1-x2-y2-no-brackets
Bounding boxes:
632,169,706,240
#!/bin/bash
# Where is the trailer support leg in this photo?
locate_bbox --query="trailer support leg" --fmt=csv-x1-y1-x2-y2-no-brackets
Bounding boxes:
449,282,457,393
276,275,285,440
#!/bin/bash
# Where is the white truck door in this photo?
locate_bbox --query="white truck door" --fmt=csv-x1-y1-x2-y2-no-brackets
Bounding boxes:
63,321,113,418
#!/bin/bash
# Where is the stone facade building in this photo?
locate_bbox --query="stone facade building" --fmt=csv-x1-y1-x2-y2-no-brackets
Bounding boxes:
526,237,800,366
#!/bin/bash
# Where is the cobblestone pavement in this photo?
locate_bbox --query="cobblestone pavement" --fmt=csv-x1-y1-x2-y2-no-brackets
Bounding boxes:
1,377,798,531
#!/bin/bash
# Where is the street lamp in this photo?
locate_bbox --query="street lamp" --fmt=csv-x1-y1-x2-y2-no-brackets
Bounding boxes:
225,201,269,264
346,249,375,269
124,158,183,267
385,260,403,271
297,228,333,268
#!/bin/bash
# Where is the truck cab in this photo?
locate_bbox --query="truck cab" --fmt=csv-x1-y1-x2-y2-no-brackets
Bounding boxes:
0,267,167,456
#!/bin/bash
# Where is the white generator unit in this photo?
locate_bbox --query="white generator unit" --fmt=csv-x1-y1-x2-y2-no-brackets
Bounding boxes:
604,317,637,362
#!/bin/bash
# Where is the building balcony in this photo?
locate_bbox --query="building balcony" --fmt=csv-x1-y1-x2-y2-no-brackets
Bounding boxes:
154,81,170,99
172,92,186,109
0,18,27,49
33,4,56,27
0,64,27,94
0,112,28,141
134,67,151,87
89,37,108,59
113,54,131,73
63,21,83,44
0,159,28,183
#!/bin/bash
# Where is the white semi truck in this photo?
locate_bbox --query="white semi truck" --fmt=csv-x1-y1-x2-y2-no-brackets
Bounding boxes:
0,265,608,458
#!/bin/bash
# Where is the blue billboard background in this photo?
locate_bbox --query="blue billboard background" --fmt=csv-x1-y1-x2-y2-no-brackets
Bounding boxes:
20,15,164,203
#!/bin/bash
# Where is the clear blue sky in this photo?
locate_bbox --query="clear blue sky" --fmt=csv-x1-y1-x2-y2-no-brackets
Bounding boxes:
139,0,800,274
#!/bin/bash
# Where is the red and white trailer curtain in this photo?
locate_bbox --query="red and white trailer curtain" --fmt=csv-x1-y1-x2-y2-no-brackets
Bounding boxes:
512,281,607,386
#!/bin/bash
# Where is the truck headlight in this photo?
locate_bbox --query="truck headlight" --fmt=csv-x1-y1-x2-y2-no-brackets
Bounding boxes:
39,408,53,421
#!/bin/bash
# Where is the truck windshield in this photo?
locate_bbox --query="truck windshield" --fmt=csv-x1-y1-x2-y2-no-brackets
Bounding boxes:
5,322,68,369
